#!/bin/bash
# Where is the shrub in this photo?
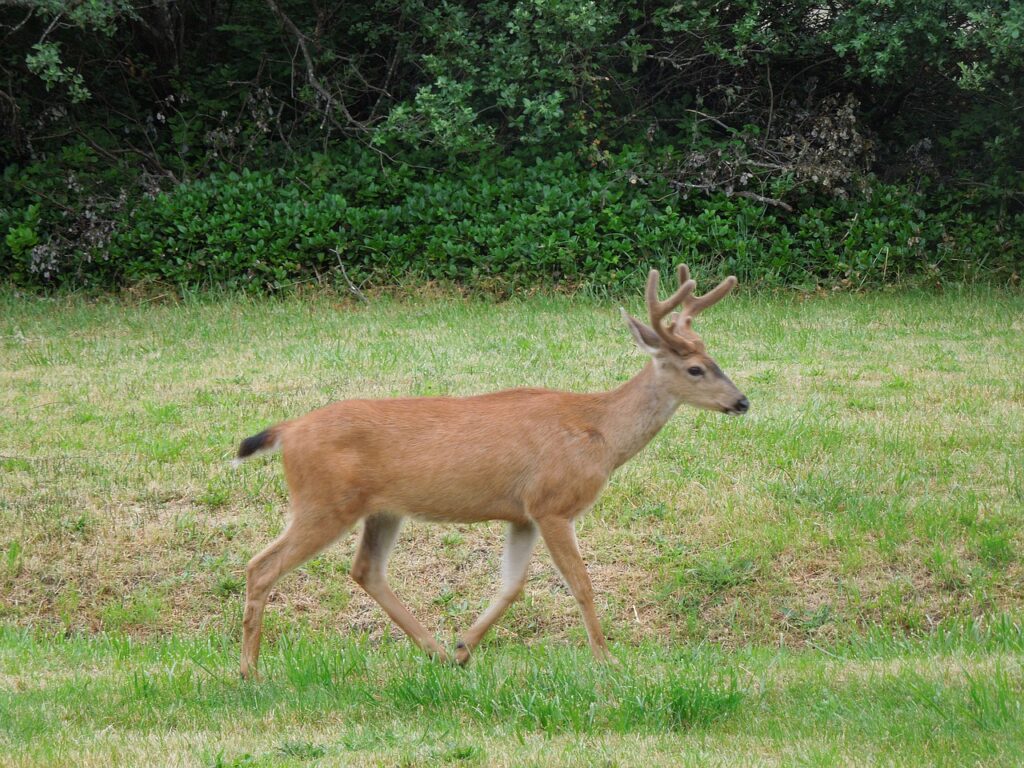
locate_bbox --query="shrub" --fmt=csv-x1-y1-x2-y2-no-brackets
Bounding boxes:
0,147,980,290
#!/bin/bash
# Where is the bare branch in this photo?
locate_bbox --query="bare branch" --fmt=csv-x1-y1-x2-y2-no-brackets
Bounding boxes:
263,0,366,133
733,190,794,212
332,248,368,303
1,8,35,43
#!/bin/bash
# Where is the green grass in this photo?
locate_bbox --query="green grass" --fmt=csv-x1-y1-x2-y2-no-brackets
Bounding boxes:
1,623,1022,766
1,286,1023,764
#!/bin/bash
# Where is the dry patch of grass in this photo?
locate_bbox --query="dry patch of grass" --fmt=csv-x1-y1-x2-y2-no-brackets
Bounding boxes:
1,289,1022,650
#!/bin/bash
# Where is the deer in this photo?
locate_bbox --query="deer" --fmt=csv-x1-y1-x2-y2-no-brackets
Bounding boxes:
234,265,748,679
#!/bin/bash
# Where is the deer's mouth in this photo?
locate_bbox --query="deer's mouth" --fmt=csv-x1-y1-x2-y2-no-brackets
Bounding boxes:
722,397,750,415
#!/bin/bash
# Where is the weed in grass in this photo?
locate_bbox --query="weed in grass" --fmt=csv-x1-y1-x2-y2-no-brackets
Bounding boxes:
4,540,22,578
927,547,968,591
782,603,834,632
98,588,166,630
689,551,759,593
276,740,326,759
0,457,33,473
216,574,246,598
979,530,1016,567
61,513,93,537
441,531,465,547
202,480,233,510
437,744,485,763
206,751,261,768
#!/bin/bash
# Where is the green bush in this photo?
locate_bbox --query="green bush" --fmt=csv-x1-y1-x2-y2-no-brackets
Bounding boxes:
3,3,1021,291
1,147,1004,291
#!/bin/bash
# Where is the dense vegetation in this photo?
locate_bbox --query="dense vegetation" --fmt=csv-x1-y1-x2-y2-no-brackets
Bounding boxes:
1,1,1022,289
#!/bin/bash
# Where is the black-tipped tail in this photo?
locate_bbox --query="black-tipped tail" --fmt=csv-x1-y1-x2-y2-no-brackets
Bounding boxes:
234,425,282,464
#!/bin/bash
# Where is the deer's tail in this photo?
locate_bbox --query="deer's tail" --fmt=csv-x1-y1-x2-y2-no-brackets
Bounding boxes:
232,423,285,467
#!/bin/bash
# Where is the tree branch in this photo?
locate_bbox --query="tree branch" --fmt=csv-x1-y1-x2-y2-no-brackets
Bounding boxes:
733,190,794,212
263,0,365,132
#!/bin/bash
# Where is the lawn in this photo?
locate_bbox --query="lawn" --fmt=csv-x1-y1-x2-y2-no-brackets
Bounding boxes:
1,287,1023,765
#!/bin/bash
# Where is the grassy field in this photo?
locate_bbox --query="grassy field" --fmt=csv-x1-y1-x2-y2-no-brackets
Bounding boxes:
2,286,1023,765
2,622,1023,767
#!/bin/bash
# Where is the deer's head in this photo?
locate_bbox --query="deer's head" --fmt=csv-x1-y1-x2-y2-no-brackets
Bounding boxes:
622,265,748,415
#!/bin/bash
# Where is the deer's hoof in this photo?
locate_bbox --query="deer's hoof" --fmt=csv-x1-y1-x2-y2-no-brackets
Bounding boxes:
240,666,260,682
425,645,450,665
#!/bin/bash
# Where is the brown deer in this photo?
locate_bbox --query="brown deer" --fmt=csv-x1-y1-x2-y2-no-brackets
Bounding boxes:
235,265,747,678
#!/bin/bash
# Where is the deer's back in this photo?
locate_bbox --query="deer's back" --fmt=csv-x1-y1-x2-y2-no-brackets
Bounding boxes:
278,388,612,523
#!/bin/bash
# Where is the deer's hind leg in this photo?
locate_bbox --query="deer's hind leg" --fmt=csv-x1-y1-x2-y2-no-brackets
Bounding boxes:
241,501,360,680
455,520,538,665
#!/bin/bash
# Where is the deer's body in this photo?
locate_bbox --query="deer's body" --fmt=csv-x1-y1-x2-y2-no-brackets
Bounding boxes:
280,390,607,525
237,266,748,678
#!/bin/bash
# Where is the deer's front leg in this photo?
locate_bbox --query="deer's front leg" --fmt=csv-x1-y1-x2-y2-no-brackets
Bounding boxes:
536,516,613,661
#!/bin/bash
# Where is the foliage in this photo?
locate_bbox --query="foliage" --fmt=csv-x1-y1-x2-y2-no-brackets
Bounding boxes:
0,1,1022,289
1,145,1021,290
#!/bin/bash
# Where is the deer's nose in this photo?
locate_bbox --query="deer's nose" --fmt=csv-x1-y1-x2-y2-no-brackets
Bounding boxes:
734,397,749,414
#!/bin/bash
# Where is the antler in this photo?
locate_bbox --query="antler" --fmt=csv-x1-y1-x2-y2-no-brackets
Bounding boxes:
645,265,696,349
646,265,738,345
671,265,737,332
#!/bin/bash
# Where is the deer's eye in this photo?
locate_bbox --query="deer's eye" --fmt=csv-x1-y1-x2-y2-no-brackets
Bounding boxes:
687,366,704,377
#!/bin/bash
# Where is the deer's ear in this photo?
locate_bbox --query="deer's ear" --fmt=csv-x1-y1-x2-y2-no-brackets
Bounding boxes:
621,308,662,355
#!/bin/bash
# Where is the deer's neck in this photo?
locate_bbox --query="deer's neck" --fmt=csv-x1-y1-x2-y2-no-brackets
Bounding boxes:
597,361,681,469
